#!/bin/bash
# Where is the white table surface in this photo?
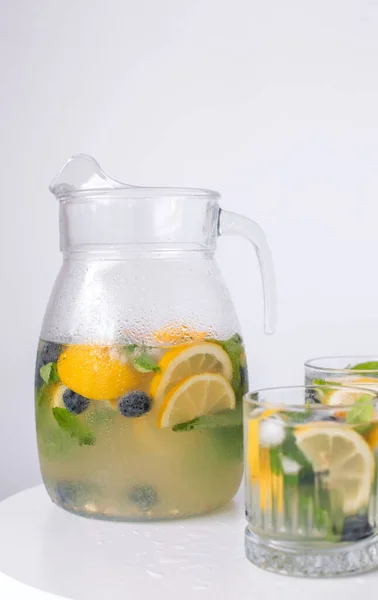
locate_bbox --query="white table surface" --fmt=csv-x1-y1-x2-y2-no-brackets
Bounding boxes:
0,486,378,599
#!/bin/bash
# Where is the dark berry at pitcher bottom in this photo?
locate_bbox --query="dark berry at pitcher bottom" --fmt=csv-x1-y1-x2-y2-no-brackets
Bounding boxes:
128,484,157,511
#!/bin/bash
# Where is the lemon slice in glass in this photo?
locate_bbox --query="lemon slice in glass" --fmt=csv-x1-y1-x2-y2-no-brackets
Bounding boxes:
325,377,378,406
296,423,374,514
158,373,235,428
150,342,233,406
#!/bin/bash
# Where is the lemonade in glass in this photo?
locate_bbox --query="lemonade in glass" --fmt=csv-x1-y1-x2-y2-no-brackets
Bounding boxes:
245,385,378,577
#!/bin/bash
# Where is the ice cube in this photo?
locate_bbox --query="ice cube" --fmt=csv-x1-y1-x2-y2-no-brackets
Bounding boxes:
259,419,285,447
281,456,301,475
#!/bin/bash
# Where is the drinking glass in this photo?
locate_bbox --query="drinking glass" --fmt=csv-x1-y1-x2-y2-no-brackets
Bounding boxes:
305,356,378,392
244,385,378,577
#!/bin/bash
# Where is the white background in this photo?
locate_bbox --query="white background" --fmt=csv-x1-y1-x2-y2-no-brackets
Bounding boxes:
1,0,378,500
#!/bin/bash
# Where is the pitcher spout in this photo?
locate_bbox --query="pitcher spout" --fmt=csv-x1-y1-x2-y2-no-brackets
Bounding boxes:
49,154,132,199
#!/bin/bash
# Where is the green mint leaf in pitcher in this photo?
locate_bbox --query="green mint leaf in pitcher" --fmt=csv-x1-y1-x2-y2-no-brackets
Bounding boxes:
40,362,60,385
173,407,242,432
52,407,96,446
211,426,243,461
123,344,138,354
133,352,161,373
214,334,243,395
36,385,47,407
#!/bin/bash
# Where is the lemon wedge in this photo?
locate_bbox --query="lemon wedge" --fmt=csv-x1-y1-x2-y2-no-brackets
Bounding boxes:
57,344,139,401
158,373,235,428
296,423,374,514
150,342,233,407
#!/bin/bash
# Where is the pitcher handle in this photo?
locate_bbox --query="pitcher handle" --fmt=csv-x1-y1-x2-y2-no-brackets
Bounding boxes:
218,209,277,335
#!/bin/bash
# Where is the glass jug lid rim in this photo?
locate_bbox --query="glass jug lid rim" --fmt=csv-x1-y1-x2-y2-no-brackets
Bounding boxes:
52,186,220,201
50,154,220,201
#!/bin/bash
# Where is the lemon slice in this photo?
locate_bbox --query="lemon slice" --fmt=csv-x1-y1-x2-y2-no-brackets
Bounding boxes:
48,383,67,408
325,388,366,406
158,373,235,428
150,342,233,406
153,323,207,345
296,424,374,514
325,377,378,406
248,409,280,479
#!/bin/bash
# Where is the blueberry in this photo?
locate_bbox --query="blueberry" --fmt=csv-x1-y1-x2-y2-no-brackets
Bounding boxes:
118,391,152,417
35,358,44,388
40,341,62,366
63,389,90,415
240,365,248,393
342,514,373,542
305,388,321,404
55,481,97,508
55,481,82,506
318,414,338,422
129,484,157,510
35,342,62,388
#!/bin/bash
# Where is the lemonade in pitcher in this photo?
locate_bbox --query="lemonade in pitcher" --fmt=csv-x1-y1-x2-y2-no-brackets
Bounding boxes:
36,329,247,519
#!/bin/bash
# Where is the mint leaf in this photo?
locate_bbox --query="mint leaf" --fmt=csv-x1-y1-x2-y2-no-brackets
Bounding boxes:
124,344,138,353
312,378,344,398
346,394,375,426
270,447,282,475
350,361,378,373
313,378,342,393
52,408,96,446
353,423,375,436
173,407,242,432
313,378,342,386
282,430,312,471
283,400,312,423
214,334,243,396
284,412,310,423
40,362,60,384
123,344,161,373
36,385,47,407
212,426,243,461
133,353,160,373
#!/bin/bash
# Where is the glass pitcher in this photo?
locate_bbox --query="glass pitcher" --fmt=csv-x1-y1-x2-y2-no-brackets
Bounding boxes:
35,154,276,521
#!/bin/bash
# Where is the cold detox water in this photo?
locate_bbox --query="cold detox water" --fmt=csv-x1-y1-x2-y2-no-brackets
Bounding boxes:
35,332,246,520
246,397,378,545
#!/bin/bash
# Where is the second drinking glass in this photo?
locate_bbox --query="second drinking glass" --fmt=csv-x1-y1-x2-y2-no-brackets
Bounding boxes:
305,356,378,397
